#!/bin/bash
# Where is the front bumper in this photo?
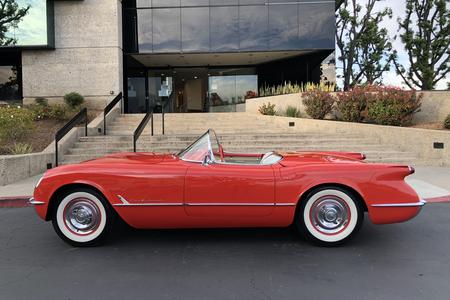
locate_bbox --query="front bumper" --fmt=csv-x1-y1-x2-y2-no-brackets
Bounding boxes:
28,197,45,205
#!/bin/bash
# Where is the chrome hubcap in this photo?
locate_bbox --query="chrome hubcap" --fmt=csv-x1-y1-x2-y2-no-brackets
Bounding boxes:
311,197,349,235
64,199,100,234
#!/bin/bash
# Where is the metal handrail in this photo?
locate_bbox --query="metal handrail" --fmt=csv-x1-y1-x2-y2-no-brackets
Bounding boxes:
55,108,88,167
133,110,153,152
103,92,122,135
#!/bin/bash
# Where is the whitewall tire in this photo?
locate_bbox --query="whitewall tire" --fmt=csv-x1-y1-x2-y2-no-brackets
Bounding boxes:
297,187,363,246
51,188,114,247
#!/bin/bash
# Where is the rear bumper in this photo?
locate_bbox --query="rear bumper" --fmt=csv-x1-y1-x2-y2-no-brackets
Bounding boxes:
370,199,427,208
368,199,426,224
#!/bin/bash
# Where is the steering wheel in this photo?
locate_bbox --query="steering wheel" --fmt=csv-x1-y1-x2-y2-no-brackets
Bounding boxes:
219,144,225,162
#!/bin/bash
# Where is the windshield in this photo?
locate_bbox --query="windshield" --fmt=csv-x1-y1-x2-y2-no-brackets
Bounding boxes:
178,131,213,162
178,129,224,163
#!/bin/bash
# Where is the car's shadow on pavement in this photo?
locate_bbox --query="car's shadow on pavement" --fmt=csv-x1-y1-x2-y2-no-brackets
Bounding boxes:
108,218,390,250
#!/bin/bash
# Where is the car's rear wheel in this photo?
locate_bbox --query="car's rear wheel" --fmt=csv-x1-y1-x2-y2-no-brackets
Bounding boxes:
51,188,115,247
296,186,363,246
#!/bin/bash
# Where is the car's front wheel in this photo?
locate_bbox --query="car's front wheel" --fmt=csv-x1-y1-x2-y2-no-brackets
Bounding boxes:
51,188,115,247
297,187,363,246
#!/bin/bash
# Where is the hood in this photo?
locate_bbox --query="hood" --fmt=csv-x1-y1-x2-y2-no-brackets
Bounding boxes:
279,151,366,167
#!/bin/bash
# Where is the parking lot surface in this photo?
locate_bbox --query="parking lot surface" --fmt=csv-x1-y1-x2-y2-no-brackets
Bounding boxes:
1,203,449,300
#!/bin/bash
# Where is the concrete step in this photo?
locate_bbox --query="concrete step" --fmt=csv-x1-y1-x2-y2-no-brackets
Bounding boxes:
72,138,381,149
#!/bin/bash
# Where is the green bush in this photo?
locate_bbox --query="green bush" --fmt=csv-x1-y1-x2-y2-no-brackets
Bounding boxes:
0,106,35,141
336,86,375,122
367,87,422,126
9,143,33,155
27,103,72,121
35,97,48,106
285,106,301,118
258,102,277,116
302,90,335,119
444,114,450,129
64,92,84,108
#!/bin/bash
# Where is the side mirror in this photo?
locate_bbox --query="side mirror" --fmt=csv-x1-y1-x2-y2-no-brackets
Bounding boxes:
202,154,212,166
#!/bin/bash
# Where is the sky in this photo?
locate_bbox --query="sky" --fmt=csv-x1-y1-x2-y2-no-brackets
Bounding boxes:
5,0,47,46
336,0,450,90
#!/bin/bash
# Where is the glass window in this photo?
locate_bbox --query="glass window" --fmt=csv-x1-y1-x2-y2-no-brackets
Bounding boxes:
127,76,147,113
236,75,258,102
299,2,335,49
239,5,269,51
209,76,236,106
239,0,266,4
182,0,210,6
136,0,151,8
153,8,181,53
210,0,238,5
182,7,210,52
208,74,257,107
152,0,180,7
269,3,299,50
210,6,239,51
137,9,153,52
0,66,20,102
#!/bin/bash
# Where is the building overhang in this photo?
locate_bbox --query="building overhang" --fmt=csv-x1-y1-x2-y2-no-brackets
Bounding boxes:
130,50,324,68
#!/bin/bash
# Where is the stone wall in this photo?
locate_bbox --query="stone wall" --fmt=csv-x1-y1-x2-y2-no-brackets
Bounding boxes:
246,91,450,124
22,0,123,111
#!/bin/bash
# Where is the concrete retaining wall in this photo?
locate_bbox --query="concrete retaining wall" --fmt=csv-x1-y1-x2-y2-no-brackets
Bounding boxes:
0,153,54,186
0,103,121,186
246,91,450,124
263,115,450,166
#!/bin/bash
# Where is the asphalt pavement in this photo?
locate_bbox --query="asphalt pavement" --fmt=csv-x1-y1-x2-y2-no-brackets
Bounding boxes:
1,203,450,300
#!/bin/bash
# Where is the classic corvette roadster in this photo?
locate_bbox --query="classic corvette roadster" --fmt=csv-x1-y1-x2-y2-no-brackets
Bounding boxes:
31,129,425,247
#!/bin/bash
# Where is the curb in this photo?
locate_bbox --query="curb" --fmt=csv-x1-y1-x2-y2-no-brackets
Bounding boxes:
425,195,450,203
0,196,31,208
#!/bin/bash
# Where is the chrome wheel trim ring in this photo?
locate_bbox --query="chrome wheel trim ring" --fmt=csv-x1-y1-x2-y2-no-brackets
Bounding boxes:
63,198,101,235
310,196,350,235
303,189,359,243
56,192,107,243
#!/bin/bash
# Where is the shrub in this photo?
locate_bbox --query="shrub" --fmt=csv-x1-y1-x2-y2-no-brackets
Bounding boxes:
35,97,48,106
9,143,33,155
0,106,35,141
285,106,301,118
302,90,335,119
259,82,335,97
444,114,450,129
366,87,422,126
336,86,375,122
245,90,258,99
64,92,84,108
258,102,277,116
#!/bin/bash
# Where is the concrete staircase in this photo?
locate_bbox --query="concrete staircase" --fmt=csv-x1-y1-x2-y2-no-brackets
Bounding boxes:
60,113,422,165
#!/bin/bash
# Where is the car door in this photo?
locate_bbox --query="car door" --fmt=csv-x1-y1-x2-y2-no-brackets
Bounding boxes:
184,162,275,218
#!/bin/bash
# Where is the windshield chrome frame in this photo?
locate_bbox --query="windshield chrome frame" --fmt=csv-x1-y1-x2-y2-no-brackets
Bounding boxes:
178,129,216,164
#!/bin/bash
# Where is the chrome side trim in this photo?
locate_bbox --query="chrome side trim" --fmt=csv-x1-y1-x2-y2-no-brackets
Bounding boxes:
114,203,184,207
29,198,45,205
371,200,427,208
114,195,183,207
185,203,275,206
114,195,296,207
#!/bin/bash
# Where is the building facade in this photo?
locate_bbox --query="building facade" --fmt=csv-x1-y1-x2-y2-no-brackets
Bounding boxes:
0,0,335,113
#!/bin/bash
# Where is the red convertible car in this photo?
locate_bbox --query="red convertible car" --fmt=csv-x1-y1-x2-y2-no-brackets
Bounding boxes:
31,129,425,247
